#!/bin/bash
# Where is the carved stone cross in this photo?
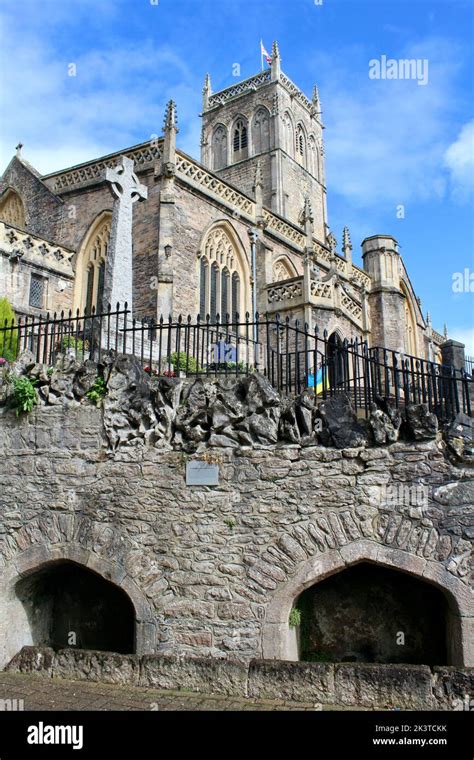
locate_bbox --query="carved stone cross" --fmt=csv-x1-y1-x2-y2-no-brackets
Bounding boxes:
103,156,147,311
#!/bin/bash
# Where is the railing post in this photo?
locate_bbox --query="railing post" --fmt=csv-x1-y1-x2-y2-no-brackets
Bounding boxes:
275,314,281,393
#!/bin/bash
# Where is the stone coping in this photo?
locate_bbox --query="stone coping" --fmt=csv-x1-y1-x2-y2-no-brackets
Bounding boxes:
6,647,473,711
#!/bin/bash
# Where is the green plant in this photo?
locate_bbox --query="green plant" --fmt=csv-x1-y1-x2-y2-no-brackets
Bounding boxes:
168,352,199,374
10,375,38,416
0,298,18,360
1,348,17,363
47,367,54,377
61,335,84,353
207,360,255,374
224,518,236,529
289,607,302,628
86,377,107,405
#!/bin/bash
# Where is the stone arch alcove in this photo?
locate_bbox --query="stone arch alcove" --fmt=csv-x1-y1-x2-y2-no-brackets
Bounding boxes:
262,541,473,667
212,124,228,170
0,188,26,228
15,560,135,654
272,256,298,282
0,543,157,668
252,106,271,154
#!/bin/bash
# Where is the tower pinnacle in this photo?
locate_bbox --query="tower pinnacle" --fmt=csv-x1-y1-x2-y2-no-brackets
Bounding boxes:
271,41,281,80
202,73,212,110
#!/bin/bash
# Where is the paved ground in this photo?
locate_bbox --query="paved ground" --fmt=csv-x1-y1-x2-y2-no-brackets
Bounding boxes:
0,672,321,712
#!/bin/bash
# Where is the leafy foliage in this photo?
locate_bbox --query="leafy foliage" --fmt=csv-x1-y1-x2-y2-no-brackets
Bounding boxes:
86,377,107,405
289,607,302,628
207,360,250,373
168,352,199,374
10,375,38,416
0,298,18,360
60,335,85,353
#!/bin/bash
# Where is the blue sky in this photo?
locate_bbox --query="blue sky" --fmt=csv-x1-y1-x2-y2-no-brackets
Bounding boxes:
1,0,473,349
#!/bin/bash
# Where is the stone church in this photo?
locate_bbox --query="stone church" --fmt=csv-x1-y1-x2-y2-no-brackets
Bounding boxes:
0,42,446,362
0,43,473,703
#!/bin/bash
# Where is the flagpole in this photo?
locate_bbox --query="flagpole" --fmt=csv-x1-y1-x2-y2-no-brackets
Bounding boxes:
260,39,264,72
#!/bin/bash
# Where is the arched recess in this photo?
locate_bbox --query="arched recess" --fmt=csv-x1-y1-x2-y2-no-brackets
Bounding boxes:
273,256,297,282
0,188,26,228
281,111,295,157
0,543,156,668
262,541,473,667
400,281,418,356
252,106,271,154
73,211,111,313
197,221,251,321
212,124,228,170
308,135,319,180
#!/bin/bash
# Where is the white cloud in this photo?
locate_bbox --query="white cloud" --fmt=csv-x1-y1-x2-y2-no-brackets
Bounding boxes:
309,39,466,209
444,120,474,200
449,326,474,356
0,9,202,175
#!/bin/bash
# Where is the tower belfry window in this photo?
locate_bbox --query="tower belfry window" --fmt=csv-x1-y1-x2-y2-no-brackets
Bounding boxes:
233,119,248,157
296,125,306,165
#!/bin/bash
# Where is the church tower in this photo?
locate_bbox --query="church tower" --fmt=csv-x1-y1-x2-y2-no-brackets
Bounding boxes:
200,42,328,241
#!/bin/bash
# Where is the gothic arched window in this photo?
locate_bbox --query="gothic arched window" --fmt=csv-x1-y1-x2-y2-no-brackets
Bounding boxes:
212,125,228,171
401,283,418,356
74,213,111,314
233,118,248,160
221,268,230,319
231,272,240,323
199,258,208,319
282,112,294,156
296,124,306,166
252,107,270,154
0,189,26,228
198,225,249,325
210,262,219,321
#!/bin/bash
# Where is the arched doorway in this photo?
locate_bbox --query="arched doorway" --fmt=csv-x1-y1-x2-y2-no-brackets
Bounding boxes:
295,563,447,665
327,332,346,390
15,560,135,654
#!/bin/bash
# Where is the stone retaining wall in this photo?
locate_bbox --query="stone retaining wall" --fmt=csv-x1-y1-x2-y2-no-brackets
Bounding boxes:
0,353,472,672
6,647,473,711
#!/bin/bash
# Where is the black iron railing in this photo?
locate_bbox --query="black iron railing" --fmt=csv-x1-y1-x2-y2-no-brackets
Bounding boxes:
0,303,472,421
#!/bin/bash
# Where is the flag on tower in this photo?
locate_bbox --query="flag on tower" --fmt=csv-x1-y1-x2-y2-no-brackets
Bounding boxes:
260,40,272,70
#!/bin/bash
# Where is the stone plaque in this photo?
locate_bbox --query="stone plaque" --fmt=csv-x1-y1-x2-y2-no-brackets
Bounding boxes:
186,460,219,486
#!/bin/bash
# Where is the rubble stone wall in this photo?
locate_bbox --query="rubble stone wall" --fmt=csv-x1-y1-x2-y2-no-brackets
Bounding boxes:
0,352,472,671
